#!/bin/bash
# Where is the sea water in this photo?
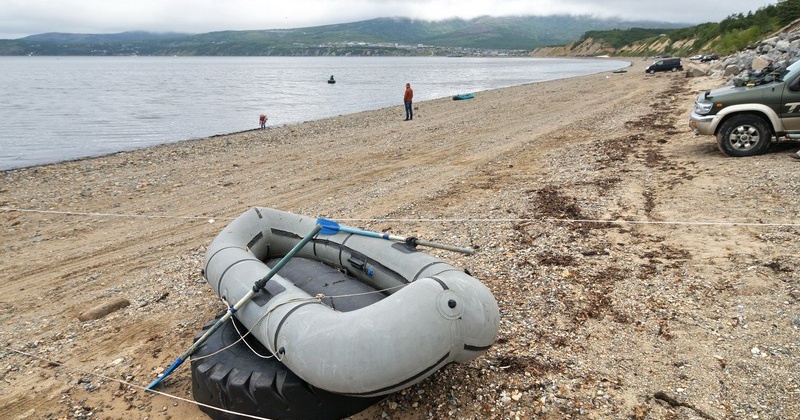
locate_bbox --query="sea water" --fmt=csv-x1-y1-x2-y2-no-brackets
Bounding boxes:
0,56,627,170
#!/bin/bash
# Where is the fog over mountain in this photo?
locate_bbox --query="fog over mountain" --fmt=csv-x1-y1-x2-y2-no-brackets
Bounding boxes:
0,0,777,39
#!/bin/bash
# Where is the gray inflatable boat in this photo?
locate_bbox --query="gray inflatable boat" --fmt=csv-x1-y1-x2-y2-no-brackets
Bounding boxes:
203,207,500,397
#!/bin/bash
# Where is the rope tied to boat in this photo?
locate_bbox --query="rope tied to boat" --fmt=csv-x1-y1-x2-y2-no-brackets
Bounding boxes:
202,284,407,362
146,225,324,391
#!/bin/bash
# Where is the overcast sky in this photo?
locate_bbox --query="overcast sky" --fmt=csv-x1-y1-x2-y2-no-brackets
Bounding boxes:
0,0,778,40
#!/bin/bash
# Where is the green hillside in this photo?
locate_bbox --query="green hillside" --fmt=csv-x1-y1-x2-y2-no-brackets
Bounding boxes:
574,0,800,56
0,15,686,56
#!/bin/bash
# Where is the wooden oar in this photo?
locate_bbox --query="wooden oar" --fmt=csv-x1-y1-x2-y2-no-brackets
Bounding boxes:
145,223,322,390
317,217,473,254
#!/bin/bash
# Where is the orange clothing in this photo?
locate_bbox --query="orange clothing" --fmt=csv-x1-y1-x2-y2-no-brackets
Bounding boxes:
404,86,413,102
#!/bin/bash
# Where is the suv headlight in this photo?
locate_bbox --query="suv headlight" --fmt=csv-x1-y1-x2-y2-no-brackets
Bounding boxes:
693,100,713,115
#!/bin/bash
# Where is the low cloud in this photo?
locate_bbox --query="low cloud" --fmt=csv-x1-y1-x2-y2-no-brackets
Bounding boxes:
0,0,777,39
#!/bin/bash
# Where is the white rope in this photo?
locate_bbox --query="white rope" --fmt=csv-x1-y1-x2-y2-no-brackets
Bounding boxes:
3,206,799,228
0,206,232,221
0,344,274,420
184,299,261,362
321,284,406,298
6,281,405,419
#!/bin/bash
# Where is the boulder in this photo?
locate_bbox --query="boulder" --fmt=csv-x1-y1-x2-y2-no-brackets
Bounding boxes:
776,39,793,53
686,66,709,77
723,65,741,76
751,56,772,71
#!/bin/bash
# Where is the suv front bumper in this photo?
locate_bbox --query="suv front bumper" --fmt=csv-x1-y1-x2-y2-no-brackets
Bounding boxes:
689,112,717,135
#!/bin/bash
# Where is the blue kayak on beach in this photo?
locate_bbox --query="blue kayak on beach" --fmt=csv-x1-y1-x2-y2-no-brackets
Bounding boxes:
452,93,475,100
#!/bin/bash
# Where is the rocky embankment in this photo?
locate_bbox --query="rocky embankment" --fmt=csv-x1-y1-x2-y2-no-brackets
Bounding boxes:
685,30,800,80
534,20,800,83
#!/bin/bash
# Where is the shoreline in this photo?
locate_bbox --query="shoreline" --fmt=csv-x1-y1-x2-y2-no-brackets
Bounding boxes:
3,57,798,420
1,56,630,173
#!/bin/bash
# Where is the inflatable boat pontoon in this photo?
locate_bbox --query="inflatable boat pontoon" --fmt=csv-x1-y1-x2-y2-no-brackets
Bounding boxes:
202,207,500,397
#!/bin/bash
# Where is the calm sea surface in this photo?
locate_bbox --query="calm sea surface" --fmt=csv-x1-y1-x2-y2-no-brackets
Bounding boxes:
0,56,627,170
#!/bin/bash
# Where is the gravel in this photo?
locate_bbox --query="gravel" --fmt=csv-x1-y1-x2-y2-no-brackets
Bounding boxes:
1,58,798,419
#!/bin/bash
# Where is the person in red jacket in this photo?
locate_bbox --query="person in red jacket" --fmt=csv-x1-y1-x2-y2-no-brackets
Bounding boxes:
259,114,268,129
403,83,413,121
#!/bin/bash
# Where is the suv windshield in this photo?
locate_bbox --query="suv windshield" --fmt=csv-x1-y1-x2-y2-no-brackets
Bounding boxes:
780,60,800,81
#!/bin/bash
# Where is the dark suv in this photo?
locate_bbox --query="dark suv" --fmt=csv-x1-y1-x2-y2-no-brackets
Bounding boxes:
689,60,800,156
645,57,683,74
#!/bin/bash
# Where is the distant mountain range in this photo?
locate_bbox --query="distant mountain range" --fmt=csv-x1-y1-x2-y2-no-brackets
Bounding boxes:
0,15,689,56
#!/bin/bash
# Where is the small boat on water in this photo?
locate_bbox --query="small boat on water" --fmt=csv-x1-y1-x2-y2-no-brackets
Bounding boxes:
201,207,500,398
452,93,475,100
328,75,336,84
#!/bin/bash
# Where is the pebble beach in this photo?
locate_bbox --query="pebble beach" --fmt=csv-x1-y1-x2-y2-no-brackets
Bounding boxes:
1,58,799,419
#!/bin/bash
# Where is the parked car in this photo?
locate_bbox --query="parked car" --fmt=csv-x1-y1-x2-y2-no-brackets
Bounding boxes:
700,54,720,62
645,57,683,74
689,60,800,157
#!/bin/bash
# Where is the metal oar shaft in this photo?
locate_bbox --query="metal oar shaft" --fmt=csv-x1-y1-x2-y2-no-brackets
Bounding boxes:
145,223,322,391
334,224,474,255
408,238,474,254
179,287,256,360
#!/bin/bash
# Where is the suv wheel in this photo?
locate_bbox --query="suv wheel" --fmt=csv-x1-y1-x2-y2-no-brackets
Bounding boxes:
716,115,772,157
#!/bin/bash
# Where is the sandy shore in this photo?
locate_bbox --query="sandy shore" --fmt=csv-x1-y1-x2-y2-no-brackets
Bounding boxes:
2,58,799,419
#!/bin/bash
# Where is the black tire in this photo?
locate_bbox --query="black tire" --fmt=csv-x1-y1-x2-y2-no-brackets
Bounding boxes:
190,312,384,420
716,114,773,157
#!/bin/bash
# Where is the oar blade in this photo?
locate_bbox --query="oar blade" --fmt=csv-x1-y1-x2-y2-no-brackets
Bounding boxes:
145,356,185,390
316,217,341,235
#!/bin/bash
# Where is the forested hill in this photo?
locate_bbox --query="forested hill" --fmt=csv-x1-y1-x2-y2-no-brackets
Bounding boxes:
0,15,686,56
533,0,800,57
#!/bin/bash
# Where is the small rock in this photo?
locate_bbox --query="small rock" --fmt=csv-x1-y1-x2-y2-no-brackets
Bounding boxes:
78,297,131,321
